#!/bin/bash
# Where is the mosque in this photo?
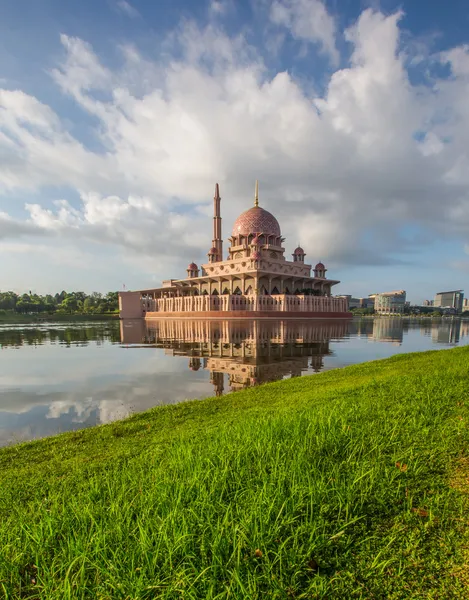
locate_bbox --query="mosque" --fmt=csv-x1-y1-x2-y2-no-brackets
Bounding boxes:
119,182,350,319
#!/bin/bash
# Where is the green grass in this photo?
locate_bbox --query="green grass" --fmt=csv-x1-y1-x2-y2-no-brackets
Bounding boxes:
1,347,469,599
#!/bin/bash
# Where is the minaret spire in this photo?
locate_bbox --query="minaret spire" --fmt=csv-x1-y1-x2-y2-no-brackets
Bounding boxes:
254,180,259,207
211,182,223,262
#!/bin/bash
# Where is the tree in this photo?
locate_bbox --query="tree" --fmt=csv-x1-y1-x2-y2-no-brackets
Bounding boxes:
61,297,78,313
83,298,94,312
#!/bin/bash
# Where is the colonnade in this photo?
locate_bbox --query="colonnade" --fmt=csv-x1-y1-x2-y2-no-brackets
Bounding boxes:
142,294,348,314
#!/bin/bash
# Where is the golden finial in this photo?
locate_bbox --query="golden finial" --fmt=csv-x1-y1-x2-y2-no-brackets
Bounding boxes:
254,180,259,207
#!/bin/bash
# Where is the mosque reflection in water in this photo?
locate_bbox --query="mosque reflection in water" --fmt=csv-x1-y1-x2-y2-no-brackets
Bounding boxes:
120,317,468,396
120,319,350,395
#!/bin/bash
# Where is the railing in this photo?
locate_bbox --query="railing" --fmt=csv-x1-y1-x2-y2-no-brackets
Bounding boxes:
142,294,348,314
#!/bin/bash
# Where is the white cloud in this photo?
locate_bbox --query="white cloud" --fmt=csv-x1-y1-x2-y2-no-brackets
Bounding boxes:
1,8,469,290
115,0,140,18
270,0,339,65
209,0,234,17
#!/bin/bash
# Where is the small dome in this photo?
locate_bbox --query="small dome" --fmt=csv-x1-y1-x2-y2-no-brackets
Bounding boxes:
315,262,325,270
188,262,198,270
208,247,218,255
294,246,305,255
251,234,261,246
251,250,261,260
232,206,281,237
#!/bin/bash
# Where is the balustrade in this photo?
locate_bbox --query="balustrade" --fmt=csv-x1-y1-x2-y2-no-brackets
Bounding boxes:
143,293,347,313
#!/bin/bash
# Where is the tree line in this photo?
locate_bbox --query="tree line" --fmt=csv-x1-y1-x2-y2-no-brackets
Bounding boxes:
0,291,119,315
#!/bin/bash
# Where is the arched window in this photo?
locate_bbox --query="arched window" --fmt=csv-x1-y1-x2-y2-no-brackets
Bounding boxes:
233,286,242,295
245,285,253,295
271,286,279,295
212,289,219,296
222,287,229,295
284,287,291,295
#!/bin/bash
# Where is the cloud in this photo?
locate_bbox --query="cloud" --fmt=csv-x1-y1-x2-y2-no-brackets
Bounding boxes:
209,0,234,17
269,0,339,65
1,8,469,287
115,0,140,18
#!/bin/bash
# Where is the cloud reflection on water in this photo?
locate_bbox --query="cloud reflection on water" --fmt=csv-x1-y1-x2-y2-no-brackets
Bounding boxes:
1,318,468,445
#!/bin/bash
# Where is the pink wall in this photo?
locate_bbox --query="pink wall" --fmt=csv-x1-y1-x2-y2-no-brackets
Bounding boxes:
119,292,144,319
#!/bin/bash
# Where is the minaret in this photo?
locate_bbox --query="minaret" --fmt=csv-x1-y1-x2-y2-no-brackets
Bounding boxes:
212,183,223,262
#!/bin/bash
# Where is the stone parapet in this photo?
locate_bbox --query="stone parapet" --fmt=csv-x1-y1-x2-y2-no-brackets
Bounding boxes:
143,311,352,320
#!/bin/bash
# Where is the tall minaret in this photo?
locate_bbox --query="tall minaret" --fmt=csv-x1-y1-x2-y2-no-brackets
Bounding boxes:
212,183,223,262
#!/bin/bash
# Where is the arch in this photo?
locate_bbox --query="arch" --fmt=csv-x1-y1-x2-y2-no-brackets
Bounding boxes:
261,286,269,295
284,287,291,295
222,287,230,295
233,286,242,295
271,286,279,295
245,285,253,295
212,288,219,296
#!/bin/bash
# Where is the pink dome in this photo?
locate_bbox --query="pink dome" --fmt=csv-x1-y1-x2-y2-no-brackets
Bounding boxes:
315,262,325,270
188,262,198,270
251,250,261,260
232,206,281,237
294,247,305,254
208,247,218,254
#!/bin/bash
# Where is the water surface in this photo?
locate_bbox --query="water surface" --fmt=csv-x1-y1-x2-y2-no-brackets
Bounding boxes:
1,318,468,446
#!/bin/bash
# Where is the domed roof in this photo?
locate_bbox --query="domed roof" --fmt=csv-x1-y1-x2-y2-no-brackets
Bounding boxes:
232,206,281,237
315,262,325,270
251,250,261,260
188,262,198,270
208,247,218,255
294,246,305,254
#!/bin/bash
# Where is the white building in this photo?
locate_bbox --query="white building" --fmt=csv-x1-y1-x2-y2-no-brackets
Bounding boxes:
370,290,406,315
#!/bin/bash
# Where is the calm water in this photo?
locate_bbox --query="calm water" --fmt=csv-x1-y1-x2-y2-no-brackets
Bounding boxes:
1,318,468,446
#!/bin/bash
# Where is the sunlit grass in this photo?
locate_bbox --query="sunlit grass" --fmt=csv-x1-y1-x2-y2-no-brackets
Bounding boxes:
1,347,469,598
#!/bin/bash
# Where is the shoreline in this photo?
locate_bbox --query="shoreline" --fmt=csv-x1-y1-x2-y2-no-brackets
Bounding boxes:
1,347,469,597
0,313,119,324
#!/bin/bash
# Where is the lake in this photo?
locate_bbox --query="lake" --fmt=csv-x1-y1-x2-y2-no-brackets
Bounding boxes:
1,317,468,446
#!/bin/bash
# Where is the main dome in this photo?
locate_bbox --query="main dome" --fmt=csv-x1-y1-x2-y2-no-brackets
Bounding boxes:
231,206,281,237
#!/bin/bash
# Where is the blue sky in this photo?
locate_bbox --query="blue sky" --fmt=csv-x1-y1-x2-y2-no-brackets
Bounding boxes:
1,0,469,303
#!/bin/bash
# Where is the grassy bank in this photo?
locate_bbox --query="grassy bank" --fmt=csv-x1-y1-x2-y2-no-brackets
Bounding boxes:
1,348,469,599
0,312,119,324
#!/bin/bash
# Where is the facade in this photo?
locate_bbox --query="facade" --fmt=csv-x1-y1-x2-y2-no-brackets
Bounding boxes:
119,182,350,319
370,290,406,315
434,290,464,313
462,298,469,312
339,296,375,310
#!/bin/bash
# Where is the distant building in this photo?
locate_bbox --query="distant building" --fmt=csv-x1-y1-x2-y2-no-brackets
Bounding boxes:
462,298,469,312
370,290,407,315
423,299,434,306
434,290,464,313
337,296,375,310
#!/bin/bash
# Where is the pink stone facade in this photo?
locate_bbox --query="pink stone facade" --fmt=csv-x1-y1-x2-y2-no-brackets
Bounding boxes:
119,182,351,320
